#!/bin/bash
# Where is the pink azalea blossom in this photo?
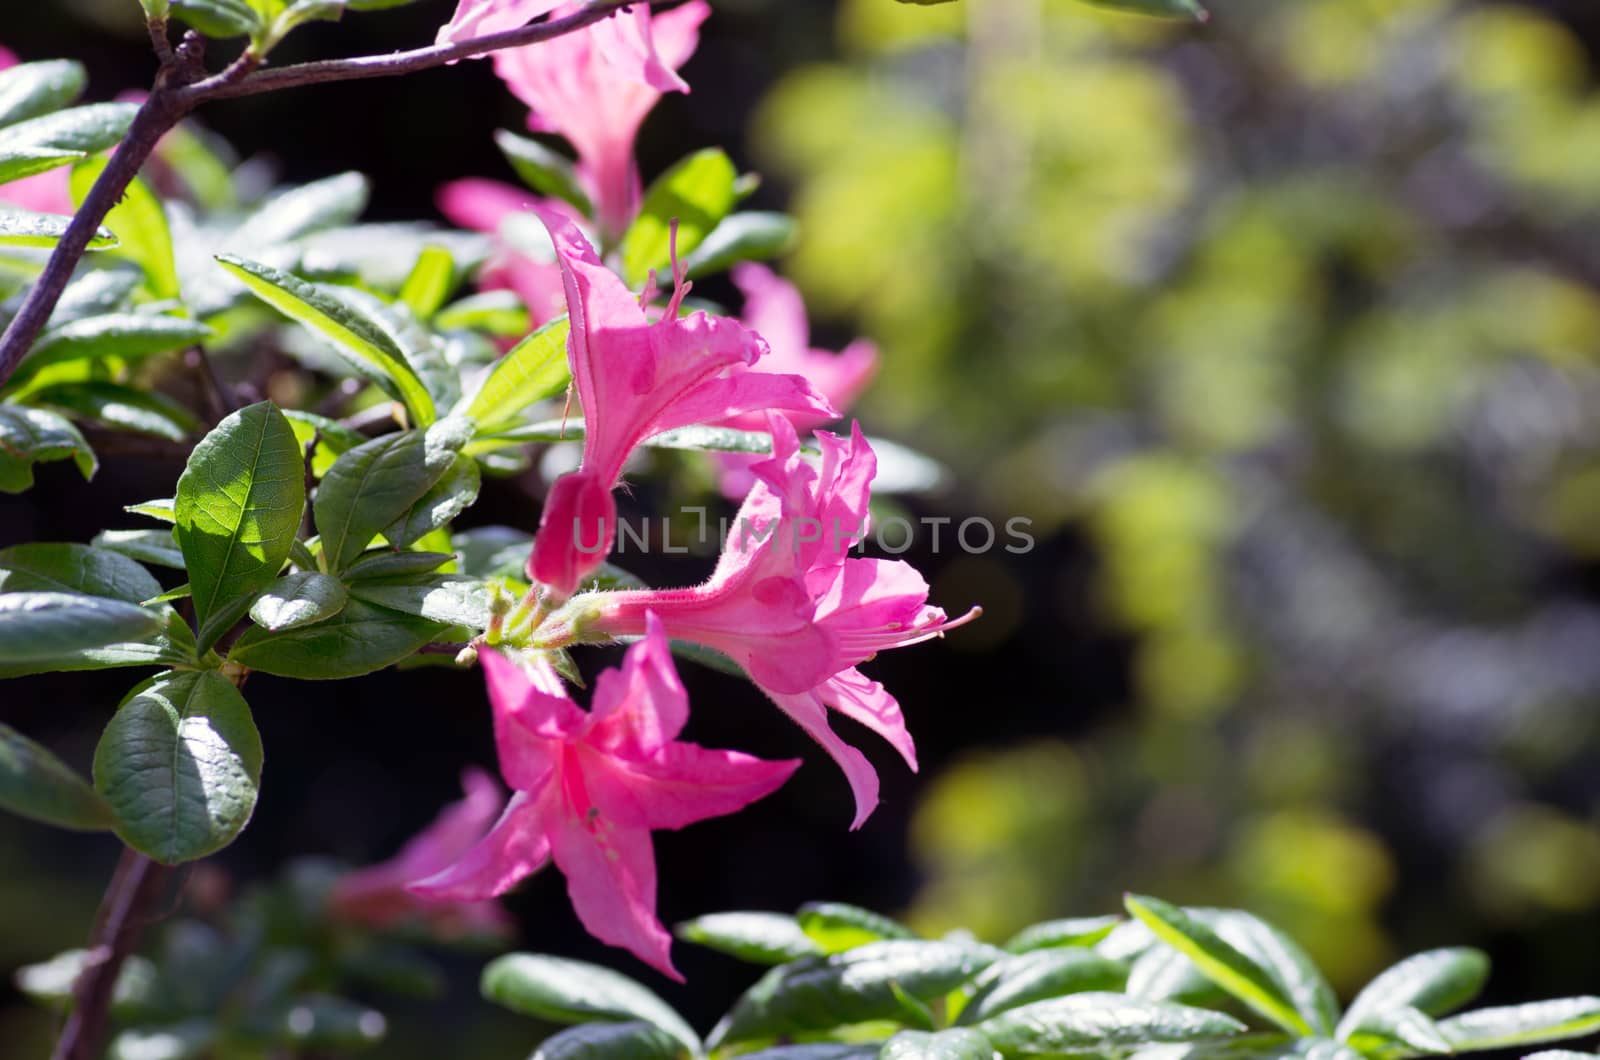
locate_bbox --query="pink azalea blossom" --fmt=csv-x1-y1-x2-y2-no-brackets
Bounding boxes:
526,210,834,597
410,614,798,978
0,48,74,215
589,414,978,828
437,0,558,45
329,768,513,939
436,178,569,325
492,1,709,240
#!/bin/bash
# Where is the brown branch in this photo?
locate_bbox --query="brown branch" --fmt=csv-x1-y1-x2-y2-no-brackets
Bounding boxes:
51,848,175,1060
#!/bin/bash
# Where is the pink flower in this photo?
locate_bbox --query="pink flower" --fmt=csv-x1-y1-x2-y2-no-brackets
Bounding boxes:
329,768,513,939
590,415,977,828
437,178,569,326
410,614,798,978
0,48,73,215
492,1,709,240
526,211,834,597
437,0,558,45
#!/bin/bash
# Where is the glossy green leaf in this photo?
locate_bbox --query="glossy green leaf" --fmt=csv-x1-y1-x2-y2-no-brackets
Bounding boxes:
32,381,201,441
227,598,445,679
344,550,454,580
0,405,96,491
94,529,186,570
71,160,180,299
0,209,115,250
262,0,348,49
398,244,457,320
229,172,369,250
1005,916,1123,953
957,949,1129,1025
0,722,115,831
880,1029,994,1059
346,574,493,630
460,315,571,430
708,940,995,1048
676,911,824,966
0,542,162,603
1126,942,1228,1007
684,212,796,279
1438,999,1600,1053
976,992,1246,1055
216,254,435,426
10,313,212,386
1125,895,1333,1037
622,148,739,285
170,0,261,37
737,1048,880,1060
383,453,480,549
53,270,143,321
797,901,918,953
313,421,468,571
1076,0,1207,19
0,60,87,129
93,670,263,864
175,401,307,653
495,130,594,216
107,1020,216,1060
0,592,162,661
0,103,137,185
1338,950,1490,1039
249,571,348,631
532,1021,687,1060
1343,1006,1454,1058
436,290,530,337
473,418,771,455
480,954,700,1054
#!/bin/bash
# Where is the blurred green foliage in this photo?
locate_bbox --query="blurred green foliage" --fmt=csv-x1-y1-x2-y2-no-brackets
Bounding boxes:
756,0,1600,992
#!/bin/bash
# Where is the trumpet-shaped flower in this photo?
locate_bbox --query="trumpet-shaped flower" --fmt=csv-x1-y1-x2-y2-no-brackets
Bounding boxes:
410,614,798,978
589,414,977,827
437,0,558,45
527,211,833,596
492,1,709,240
330,768,512,939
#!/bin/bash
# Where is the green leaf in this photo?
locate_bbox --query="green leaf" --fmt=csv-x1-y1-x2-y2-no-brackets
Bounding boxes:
216,254,435,426
0,541,162,603
684,212,797,279
228,172,369,250
344,550,453,580
708,940,996,1048
532,1021,688,1060
459,315,571,430
9,313,213,388
126,498,176,523
622,148,739,285
383,453,480,549
0,209,116,250
0,592,162,661
16,950,160,1015
1438,999,1600,1053
313,421,467,572
976,992,1246,1055
175,400,307,653
227,598,445,679
249,571,348,631
1127,943,1228,1007
70,160,180,299
94,529,186,570
32,382,201,442
0,103,137,185
1075,0,1208,20
262,0,348,49
93,670,263,864
54,270,144,321
170,0,261,37
1124,895,1333,1037
495,130,594,217
107,1020,217,1060
473,418,771,455
346,574,493,630
1005,916,1123,953
398,244,457,320
263,994,387,1050
436,290,530,337
0,60,87,129
0,405,96,491
957,949,1129,1025
0,722,115,831
1343,1007,1454,1058
676,912,825,966
797,901,918,954
880,1029,994,1059
737,1049,880,1060
0,605,197,678
480,954,700,1055
1337,950,1490,1039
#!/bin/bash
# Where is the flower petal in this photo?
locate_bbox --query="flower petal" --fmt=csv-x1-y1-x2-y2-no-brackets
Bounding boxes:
407,790,553,902
764,686,881,830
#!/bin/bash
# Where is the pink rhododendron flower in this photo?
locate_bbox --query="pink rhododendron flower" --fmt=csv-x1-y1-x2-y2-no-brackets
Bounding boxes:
410,615,798,978
716,263,881,496
329,768,512,939
436,178,569,325
526,210,834,596
0,48,74,215
437,0,558,45
492,1,709,240
590,414,978,828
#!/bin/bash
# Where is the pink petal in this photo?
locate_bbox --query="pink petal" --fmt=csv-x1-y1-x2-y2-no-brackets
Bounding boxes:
586,612,689,754
528,470,616,597
0,47,16,70
437,178,534,235
821,669,917,771
647,1,711,72
764,686,881,830
644,364,836,442
483,648,582,789
548,793,680,979
408,790,554,902
734,263,810,362
601,743,800,831
437,0,559,45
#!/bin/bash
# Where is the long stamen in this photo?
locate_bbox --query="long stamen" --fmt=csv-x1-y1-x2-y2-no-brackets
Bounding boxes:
664,218,691,319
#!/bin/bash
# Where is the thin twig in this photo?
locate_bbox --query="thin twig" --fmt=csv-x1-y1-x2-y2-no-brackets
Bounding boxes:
51,849,175,1060
186,345,235,423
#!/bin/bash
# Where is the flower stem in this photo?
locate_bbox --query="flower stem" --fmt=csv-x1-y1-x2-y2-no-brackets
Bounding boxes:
51,847,175,1060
